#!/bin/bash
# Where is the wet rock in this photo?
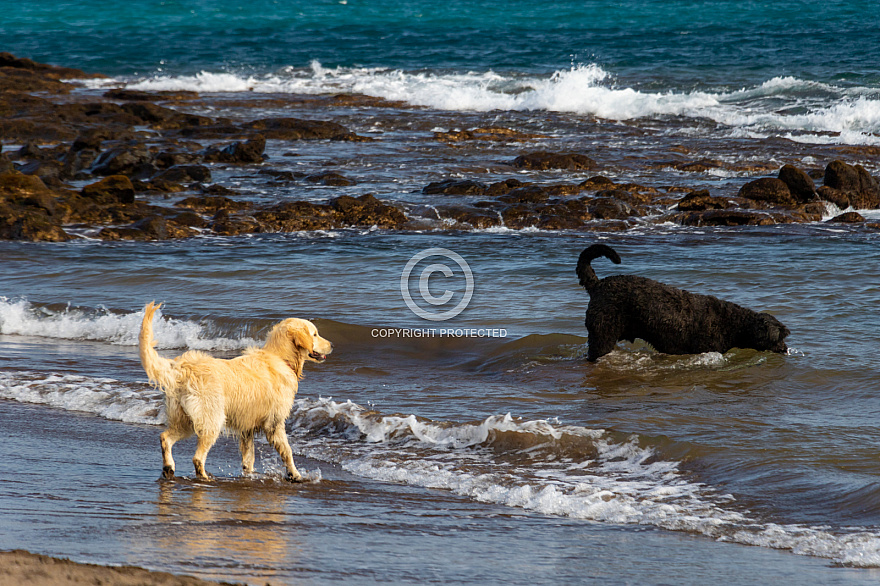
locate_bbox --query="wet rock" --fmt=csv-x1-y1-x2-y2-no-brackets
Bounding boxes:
0,206,70,241
435,206,502,229
823,160,880,209
304,172,356,186
677,190,732,211
738,177,797,206
497,185,550,204
175,196,251,213
202,135,266,164
243,118,370,141
172,210,207,228
16,160,65,186
0,154,13,174
0,172,52,197
91,145,153,177
778,164,816,202
258,169,304,182
816,186,850,209
423,179,488,196
120,102,214,130
678,210,776,227
828,211,865,223
579,176,616,190
81,175,136,204
434,127,546,143
485,178,525,196
103,88,199,101
152,164,212,184
0,52,104,80
512,151,597,171
330,194,406,227
154,151,202,169
588,197,635,220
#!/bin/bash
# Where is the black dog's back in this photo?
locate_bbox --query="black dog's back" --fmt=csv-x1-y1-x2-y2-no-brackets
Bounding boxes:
576,245,790,361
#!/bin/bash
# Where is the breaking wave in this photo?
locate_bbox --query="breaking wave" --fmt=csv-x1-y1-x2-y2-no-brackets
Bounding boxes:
86,61,880,144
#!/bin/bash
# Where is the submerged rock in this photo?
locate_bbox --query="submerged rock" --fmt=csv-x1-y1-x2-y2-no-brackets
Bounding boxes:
511,151,597,171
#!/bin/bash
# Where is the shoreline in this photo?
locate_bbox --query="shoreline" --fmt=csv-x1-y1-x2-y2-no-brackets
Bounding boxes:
0,550,239,586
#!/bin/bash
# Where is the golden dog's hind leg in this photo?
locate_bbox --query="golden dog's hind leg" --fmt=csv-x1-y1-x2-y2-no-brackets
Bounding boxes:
192,428,221,481
159,428,188,480
266,423,303,482
238,430,255,475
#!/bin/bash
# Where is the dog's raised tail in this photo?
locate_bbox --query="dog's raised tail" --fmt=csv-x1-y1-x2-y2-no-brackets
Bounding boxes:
139,302,177,394
576,244,621,291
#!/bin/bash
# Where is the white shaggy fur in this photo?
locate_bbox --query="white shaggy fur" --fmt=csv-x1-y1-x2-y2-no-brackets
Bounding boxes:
139,302,333,482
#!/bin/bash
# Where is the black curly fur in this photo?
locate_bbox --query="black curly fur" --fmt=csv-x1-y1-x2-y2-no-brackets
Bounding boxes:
576,244,790,361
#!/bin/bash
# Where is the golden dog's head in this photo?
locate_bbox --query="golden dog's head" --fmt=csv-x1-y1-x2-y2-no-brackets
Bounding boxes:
278,318,333,363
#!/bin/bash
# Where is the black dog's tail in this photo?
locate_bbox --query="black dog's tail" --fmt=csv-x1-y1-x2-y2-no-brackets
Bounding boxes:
576,244,621,291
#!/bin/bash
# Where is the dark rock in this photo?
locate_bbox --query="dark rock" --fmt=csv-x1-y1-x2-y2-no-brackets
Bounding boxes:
828,211,865,223
778,165,816,202
104,88,199,101
243,118,370,141
202,135,266,164
738,177,797,206
485,178,525,196
0,206,70,241
18,140,50,161
422,179,488,196
81,175,136,204
511,151,597,171
120,102,214,129
0,52,104,80
0,154,13,174
154,151,202,169
172,211,207,228
304,172,356,186
132,215,168,239
579,176,616,190
677,190,732,211
175,196,251,213
16,160,64,185
823,160,880,209
153,165,212,184
91,146,153,176
497,185,550,204
0,172,52,197
588,197,634,220
679,210,776,227
816,186,850,209
329,194,406,228
434,206,502,229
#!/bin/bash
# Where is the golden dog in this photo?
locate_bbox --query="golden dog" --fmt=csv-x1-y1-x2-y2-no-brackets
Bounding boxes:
138,302,332,482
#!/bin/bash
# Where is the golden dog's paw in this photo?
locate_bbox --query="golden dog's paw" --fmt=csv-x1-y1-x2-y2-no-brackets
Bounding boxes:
161,466,175,480
286,472,305,483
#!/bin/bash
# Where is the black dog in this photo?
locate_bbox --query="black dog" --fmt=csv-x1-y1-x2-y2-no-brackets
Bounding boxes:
576,244,789,361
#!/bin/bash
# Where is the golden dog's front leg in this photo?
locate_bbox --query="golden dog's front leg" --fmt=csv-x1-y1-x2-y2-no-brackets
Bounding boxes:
238,430,255,475
265,423,303,482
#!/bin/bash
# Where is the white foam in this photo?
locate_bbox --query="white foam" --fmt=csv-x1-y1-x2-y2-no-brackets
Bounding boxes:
289,397,880,567
0,370,163,425
94,63,880,144
0,297,258,350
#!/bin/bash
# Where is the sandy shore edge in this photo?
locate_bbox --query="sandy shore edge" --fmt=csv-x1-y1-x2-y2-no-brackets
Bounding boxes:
0,550,242,586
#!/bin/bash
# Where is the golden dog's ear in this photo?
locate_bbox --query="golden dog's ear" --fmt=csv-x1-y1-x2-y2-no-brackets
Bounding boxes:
290,325,314,353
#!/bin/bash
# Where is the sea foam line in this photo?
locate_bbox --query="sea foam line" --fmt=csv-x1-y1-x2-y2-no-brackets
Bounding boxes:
90,61,880,144
0,297,257,350
290,397,880,568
